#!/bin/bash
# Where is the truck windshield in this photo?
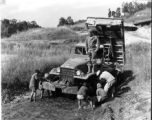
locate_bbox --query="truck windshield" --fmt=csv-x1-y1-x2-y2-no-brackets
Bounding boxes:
71,47,86,55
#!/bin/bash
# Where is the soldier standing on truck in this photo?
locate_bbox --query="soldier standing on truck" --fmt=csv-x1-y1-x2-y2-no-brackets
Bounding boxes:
85,29,100,73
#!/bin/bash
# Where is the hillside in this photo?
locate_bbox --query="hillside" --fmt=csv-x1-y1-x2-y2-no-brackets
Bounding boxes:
125,8,151,23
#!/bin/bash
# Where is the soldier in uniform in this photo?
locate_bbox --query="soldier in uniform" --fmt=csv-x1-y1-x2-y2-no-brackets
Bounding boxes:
85,29,100,73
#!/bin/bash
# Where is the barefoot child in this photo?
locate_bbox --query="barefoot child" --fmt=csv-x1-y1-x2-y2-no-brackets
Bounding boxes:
77,82,93,109
29,69,41,102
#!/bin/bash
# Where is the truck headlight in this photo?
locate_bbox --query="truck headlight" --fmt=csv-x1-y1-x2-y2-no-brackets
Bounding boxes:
76,70,81,76
56,68,60,73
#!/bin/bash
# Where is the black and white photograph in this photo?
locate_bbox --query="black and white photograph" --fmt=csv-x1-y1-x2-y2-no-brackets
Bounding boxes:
0,0,151,119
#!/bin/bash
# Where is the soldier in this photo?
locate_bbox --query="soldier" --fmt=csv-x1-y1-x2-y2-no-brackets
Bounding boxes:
29,69,41,102
85,29,100,73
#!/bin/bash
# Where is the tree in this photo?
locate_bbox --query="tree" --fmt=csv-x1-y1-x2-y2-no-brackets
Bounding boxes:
122,1,148,15
11,19,17,25
127,2,135,14
1,18,41,38
67,16,74,25
122,2,130,13
147,1,151,8
108,8,112,18
112,11,116,18
116,7,121,18
57,17,68,27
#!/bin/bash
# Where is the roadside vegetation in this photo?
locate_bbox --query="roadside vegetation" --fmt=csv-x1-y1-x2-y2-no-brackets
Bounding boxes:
135,25,151,39
120,42,151,120
125,42,151,90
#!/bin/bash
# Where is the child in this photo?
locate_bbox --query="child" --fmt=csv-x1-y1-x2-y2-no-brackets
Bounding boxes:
77,82,92,110
29,69,41,102
40,73,51,99
92,83,107,109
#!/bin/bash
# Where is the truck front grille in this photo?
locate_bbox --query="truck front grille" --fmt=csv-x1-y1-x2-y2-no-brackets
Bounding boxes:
60,68,75,84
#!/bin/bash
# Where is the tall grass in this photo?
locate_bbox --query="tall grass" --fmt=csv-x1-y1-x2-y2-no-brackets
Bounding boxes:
70,22,86,31
6,27,80,41
1,25,87,91
124,42,151,91
1,41,71,90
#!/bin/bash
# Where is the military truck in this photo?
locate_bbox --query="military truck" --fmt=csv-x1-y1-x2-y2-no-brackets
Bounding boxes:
42,17,125,96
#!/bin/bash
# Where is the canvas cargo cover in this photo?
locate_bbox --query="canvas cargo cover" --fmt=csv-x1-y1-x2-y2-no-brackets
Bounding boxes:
86,17,123,26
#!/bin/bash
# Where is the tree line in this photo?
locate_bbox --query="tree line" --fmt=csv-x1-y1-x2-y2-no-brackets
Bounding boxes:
108,1,151,18
57,16,86,27
1,19,41,38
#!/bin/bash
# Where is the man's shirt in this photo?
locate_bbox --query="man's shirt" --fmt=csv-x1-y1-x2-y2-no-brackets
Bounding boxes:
99,71,115,83
85,36,100,52
29,73,39,88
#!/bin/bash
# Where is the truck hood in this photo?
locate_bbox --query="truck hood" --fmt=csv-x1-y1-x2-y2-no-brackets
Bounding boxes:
61,56,89,69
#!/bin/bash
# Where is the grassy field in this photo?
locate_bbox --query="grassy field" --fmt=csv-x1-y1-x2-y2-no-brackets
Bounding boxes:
2,43,70,90
5,26,86,41
1,27,87,93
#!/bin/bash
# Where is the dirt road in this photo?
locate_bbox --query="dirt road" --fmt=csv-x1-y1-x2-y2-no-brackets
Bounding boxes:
125,32,151,45
2,32,151,120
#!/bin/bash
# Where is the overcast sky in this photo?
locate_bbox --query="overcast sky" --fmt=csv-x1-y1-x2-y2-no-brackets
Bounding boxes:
0,0,148,27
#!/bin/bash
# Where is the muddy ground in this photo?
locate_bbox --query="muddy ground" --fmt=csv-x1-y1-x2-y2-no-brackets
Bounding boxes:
2,83,150,120
1,90,125,120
